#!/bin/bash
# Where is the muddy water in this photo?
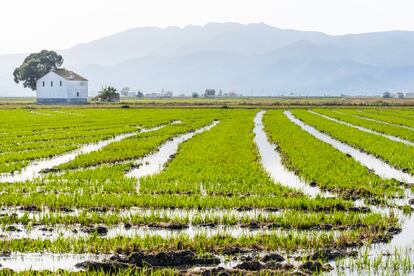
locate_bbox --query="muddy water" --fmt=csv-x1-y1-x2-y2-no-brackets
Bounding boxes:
0,125,165,183
0,206,281,221
309,110,414,147
127,121,219,179
0,253,109,272
1,224,339,241
254,111,332,198
285,111,414,183
287,110,414,273
328,211,414,275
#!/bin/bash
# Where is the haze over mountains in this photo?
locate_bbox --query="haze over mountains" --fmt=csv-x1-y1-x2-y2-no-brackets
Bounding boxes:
2,22,414,97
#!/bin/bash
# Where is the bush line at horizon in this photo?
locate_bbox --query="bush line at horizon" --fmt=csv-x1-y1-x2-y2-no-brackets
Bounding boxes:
292,110,414,176
263,110,402,199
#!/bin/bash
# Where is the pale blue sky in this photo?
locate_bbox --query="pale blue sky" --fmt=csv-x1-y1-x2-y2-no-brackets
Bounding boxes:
0,0,412,54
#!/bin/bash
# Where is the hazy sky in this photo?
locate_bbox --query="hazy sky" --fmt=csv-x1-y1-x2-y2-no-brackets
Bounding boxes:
1,0,413,55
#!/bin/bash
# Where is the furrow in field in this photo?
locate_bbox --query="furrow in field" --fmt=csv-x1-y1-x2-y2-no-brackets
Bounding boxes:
351,109,414,128
294,110,414,177
310,110,414,146
285,111,414,183
254,111,332,198
136,111,315,197
0,224,345,242
126,120,219,179
263,110,401,199
52,110,85,116
0,125,165,183
28,111,53,116
54,119,210,171
348,112,414,131
0,207,386,231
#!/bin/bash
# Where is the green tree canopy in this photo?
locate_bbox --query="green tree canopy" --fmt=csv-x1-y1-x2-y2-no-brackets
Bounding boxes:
96,86,120,102
13,50,64,91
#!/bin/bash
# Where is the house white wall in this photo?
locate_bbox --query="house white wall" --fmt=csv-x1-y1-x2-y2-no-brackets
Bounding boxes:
36,72,66,99
36,72,88,104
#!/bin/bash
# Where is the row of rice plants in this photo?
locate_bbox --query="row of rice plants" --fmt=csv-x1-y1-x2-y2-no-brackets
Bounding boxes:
343,109,414,128
313,109,414,142
0,209,395,230
0,109,221,173
139,110,298,196
263,110,402,199
55,115,222,170
292,109,414,175
0,228,387,254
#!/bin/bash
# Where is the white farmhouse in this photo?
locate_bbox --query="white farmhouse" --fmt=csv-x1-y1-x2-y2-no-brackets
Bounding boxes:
36,69,88,104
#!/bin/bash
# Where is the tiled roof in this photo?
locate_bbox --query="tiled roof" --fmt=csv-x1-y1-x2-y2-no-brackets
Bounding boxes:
54,69,88,81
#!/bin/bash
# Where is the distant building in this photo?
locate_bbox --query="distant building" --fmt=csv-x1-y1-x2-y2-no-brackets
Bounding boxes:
120,87,130,97
204,89,216,98
406,93,414,98
395,92,405,99
161,89,173,98
36,69,88,104
145,93,161,98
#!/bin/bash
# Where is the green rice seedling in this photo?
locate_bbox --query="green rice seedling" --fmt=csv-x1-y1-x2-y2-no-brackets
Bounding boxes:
292,109,414,176
263,110,402,199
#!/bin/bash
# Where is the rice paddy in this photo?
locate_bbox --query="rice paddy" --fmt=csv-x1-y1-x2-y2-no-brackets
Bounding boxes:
0,107,413,274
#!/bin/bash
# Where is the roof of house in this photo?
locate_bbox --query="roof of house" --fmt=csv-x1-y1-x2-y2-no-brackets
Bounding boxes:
53,69,88,81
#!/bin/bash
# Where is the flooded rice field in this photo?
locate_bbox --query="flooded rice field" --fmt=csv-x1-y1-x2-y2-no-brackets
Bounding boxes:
0,107,414,274
126,120,219,179
285,111,414,184
309,110,414,147
253,111,333,198
0,125,165,183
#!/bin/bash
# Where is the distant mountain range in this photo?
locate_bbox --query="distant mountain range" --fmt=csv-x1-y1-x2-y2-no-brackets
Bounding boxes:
2,22,414,96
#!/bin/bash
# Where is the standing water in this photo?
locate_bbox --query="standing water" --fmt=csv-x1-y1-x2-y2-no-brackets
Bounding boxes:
253,111,332,197
0,125,165,183
285,111,414,184
127,121,219,179
309,110,414,147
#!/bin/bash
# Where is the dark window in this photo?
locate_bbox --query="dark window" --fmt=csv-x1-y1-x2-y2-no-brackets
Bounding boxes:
76,92,79,97
42,81,45,87
60,81,62,86
51,81,53,87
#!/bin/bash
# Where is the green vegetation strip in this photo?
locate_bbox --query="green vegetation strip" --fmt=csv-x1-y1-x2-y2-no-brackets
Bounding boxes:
343,109,414,128
0,229,388,254
314,109,414,142
263,110,401,198
0,210,394,230
292,109,414,175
